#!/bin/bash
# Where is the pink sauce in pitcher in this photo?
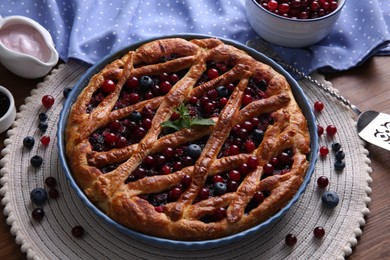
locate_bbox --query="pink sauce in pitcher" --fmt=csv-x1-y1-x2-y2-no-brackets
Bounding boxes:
0,23,51,62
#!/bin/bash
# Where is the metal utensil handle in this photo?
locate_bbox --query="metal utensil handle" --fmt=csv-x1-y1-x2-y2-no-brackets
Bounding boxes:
283,63,362,115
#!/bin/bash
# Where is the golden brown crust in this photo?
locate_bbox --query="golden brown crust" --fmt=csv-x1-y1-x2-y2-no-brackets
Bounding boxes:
65,37,310,240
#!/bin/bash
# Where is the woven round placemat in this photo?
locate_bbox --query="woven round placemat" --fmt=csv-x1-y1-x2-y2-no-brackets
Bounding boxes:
0,61,372,260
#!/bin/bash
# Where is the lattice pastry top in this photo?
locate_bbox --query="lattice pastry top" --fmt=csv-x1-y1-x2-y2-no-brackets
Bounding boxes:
65,37,310,240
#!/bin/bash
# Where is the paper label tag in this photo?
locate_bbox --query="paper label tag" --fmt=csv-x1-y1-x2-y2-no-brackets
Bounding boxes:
358,113,390,151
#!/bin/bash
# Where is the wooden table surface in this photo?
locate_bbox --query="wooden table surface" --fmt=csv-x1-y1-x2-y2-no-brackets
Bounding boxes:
1,57,389,259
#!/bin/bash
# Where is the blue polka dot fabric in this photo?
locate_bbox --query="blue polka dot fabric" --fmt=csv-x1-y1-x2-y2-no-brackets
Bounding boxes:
1,0,389,75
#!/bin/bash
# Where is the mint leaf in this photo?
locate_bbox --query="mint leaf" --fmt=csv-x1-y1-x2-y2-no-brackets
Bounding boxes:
190,118,215,127
161,120,182,131
161,104,215,130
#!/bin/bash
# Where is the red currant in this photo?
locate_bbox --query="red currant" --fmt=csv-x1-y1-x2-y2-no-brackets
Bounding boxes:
326,125,337,137
214,207,227,220
206,68,219,79
160,81,172,94
263,163,274,175
103,132,116,144
101,79,116,93
319,146,329,156
247,156,259,169
314,226,325,238
126,76,139,89
155,205,164,213
168,187,182,201
242,94,253,106
244,140,256,152
317,176,329,188
40,136,50,146
314,101,324,112
213,175,224,184
228,170,241,182
42,95,55,108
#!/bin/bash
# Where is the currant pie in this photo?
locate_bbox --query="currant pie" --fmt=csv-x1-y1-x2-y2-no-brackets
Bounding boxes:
65,37,311,240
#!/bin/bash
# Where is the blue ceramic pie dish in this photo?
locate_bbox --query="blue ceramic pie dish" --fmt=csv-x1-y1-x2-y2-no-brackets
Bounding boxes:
57,34,318,249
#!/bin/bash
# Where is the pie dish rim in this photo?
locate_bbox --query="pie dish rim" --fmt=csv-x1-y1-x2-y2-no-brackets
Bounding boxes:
57,33,319,249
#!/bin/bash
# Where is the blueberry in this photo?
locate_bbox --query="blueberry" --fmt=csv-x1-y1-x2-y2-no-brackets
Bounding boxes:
256,79,267,91
30,188,48,205
214,182,227,195
63,87,73,98
321,191,339,208
252,129,264,144
30,155,43,167
335,150,345,160
331,142,341,152
139,76,154,92
216,86,229,97
38,121,48,132
129,111,142,122
23,136,35,149
185,144,202,160
38,112,48,121
334,160,345,171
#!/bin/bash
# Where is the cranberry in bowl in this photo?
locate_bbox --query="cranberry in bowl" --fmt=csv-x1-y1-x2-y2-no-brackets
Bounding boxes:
245,0,346,48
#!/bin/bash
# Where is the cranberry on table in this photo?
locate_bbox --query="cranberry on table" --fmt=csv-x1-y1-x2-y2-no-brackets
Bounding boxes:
32,208,45,221
317,124,324,136
48,188,60,199
40,135,50,146
71,225,85,238
314,226,326,238
319,146,329,157
326,125,337,137
285,233,297,246
317,176,329,188
41,95,55,108
314,101,325,112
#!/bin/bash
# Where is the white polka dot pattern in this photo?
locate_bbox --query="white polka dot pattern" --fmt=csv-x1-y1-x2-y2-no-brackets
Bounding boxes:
0,0,389,74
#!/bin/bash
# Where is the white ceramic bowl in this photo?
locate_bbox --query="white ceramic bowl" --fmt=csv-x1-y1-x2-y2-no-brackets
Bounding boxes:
0,85,16,134
245,0,346,48
0,15,59,78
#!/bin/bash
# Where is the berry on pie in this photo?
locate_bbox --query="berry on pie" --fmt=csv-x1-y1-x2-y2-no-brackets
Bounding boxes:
65,38,311,240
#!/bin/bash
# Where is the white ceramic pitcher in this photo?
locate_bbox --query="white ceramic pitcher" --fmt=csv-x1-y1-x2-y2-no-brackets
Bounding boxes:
0,15,59,78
